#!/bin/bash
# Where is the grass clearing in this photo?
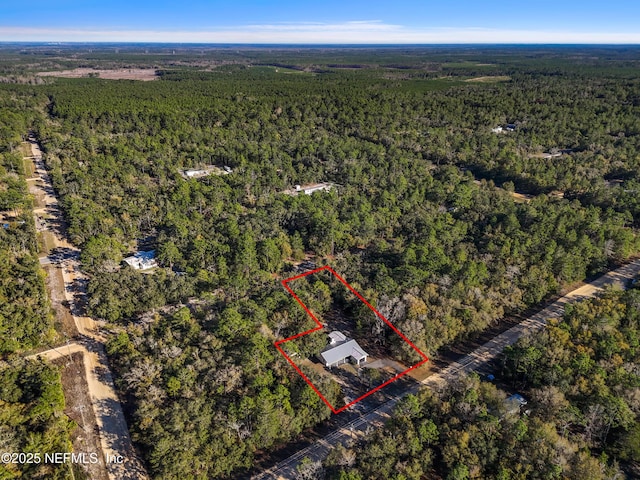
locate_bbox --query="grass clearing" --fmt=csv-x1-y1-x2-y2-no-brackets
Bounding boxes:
465,75,511,83
250,65,313,76
444,61,498,68
39,230,57,255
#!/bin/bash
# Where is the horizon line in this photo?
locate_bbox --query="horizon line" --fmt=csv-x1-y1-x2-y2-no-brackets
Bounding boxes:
2,41,640,46
2,22,640,44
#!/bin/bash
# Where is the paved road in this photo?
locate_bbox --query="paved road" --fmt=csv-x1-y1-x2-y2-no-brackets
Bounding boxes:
26,137,149,480
254,258,640,480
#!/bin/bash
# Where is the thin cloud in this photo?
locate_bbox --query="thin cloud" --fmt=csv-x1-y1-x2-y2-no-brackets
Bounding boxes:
244,20,398,32
0,22,639,43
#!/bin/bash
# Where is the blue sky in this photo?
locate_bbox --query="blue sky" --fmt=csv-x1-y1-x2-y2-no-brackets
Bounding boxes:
1,0,639,43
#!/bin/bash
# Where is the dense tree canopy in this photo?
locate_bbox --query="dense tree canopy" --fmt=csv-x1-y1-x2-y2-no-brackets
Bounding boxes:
0,91,55,353
106,300,336,478
0,358,75,480
502,288,640,465
1,46,639,478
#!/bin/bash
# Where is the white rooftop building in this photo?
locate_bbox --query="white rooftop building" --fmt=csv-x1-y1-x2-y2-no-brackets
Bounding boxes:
184,169,208,178
297,183,334,195
320,331,369,368
180,166,233,179
123,250,158,270
284,182,336,196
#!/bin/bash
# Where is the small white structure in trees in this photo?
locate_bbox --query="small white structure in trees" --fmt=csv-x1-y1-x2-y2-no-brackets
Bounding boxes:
123,250,158,270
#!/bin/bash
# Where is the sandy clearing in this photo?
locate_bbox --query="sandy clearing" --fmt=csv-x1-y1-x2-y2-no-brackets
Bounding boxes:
36,68,158,81
510,191,533,203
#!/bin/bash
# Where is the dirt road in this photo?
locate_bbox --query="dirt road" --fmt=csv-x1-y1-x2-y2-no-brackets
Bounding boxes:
26,137,149,480
254,258,640,480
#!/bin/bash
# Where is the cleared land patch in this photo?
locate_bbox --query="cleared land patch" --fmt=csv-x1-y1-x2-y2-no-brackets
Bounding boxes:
37,68,158,81
465,75,511,82
58,352,109,480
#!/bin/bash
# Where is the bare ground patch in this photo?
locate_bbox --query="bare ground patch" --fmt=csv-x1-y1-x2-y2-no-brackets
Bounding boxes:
510,191,533,203
405,360,434,383
37,68,158,81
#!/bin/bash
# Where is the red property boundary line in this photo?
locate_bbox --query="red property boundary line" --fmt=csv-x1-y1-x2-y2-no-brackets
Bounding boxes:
276,265,429,414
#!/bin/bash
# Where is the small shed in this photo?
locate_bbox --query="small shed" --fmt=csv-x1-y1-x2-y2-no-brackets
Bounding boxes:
328,331,347,345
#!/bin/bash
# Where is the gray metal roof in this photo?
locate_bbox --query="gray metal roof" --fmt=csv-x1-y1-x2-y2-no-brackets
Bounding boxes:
320,339,368,366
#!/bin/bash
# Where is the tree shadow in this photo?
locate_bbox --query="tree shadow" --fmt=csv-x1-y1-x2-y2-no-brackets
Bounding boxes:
94,397,147,480
47,246,79,265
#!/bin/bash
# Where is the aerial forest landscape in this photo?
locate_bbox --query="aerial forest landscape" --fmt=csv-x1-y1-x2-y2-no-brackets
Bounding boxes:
1,39,640,480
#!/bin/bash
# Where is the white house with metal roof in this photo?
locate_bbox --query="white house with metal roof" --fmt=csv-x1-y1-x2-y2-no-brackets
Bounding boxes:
282,182,336,196
320,331,369,368
123,250,158,270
